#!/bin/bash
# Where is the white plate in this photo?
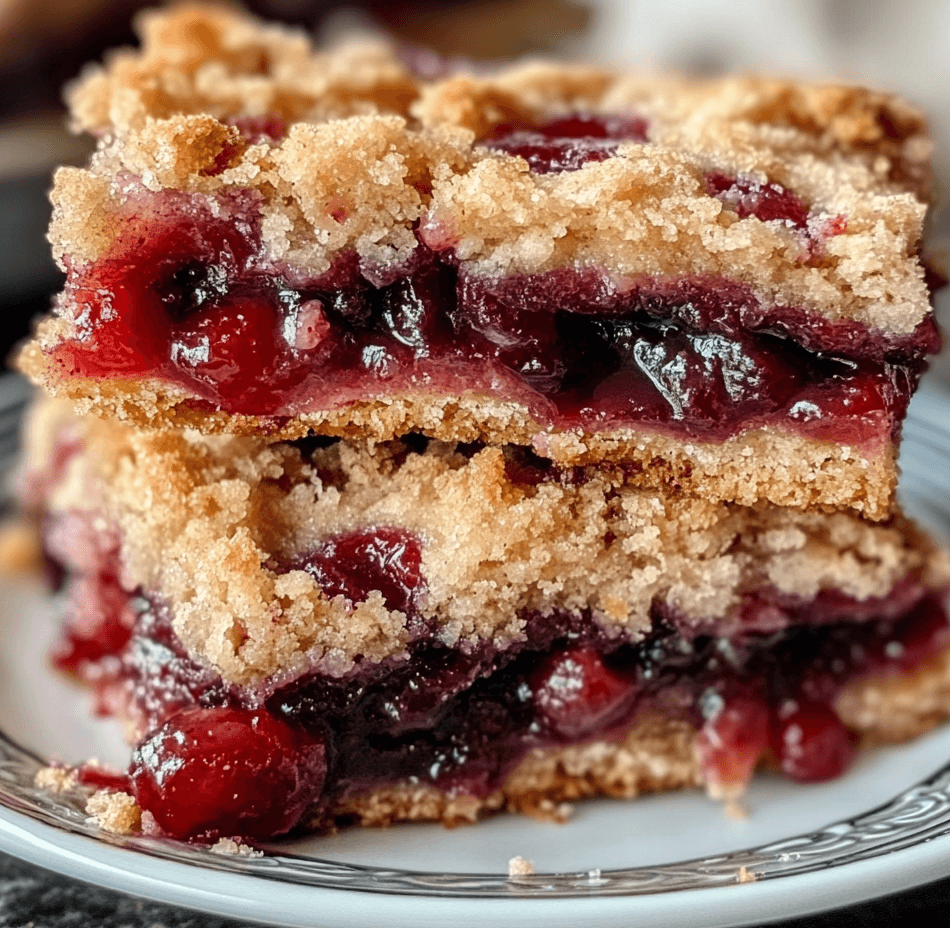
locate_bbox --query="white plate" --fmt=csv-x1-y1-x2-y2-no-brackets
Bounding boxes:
0,375,949,928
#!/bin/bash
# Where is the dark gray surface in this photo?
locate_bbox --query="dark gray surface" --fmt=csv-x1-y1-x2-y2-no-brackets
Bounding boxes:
0,852,245,928
0,850,947,928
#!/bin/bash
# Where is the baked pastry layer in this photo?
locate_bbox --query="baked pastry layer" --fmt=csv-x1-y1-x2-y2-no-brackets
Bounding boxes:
18,4,941,517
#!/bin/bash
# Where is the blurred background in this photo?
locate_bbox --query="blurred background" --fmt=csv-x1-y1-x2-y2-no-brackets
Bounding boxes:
0,0,947,369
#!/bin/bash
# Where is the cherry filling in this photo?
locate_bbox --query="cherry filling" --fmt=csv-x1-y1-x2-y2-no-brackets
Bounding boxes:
704,172,809,228
49,170,937,447
49,521,950,841
484,113,650,174
293,528,425,618
130,707,326,840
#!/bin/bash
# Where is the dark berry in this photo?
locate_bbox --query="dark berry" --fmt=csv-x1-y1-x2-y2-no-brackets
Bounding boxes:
129,707,326,840
48,188,923,455
228,114,287,143
866,594,950,672
381,266,453,352
888,597,950,669
695,690,769,798
169,295,282,402
52,575,134,674
298,528,424,614
769,701,856,783
158,261,230,320
531,646,635,740
486,113,648,174
705,172,809,227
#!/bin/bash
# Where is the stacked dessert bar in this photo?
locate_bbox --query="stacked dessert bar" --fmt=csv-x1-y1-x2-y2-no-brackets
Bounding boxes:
17,3,950,842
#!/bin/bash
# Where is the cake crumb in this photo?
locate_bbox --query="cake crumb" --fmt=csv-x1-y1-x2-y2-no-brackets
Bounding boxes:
34,765,78,793
139,809,161,836
508,855,535,877
211,837,264,857
85,790,141,835
0,521,42,574
736,866,756,883
724,797,749,820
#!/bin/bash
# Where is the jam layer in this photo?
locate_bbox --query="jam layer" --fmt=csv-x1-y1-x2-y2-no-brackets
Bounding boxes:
56,561,950,842
48,185,938,449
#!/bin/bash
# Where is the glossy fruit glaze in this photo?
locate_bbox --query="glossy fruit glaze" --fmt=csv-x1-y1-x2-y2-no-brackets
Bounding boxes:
47,116,939,447
50,520,950,842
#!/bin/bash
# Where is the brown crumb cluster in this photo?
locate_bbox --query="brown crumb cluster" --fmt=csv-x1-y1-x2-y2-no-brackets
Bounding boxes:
34,765,78,794
507,856,535,877
85,789,141,835
27,396,950,685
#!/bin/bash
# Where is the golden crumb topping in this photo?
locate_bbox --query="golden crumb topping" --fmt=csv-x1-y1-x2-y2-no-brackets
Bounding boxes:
26,397,949,685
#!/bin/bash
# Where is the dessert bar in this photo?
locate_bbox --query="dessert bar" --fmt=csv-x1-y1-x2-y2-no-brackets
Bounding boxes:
17,4,942,518
22,396,950,841
15,3,950,848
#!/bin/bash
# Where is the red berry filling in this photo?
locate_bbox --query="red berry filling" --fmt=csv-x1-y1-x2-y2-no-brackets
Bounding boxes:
484,114,649,174
769,700,856,783
705,172,809,228
295,527,424,616
531,646,636,739
45,518,134,677
130,707,326,840
695,688,770,798
46,181,938,449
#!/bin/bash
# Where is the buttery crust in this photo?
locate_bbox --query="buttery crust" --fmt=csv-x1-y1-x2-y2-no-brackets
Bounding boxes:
21,4,935,476
48,3,932,326
324,716,701,828
40,1,933,322
16,347,900,520
28,397,950,686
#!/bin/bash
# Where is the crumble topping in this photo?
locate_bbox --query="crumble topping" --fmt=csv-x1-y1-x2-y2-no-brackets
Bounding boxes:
507,856,535,877
27,397,950,684
211,837,264,857
41,3,931,334
68,5,420,137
